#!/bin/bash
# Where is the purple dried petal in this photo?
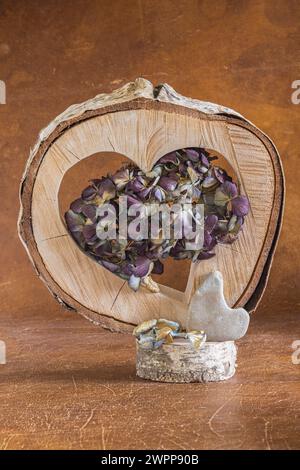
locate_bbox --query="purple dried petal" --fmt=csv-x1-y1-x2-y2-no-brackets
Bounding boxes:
209,236,217,251
185,148,200,162
152,259,164,274
146,246,161,259
65,210,84,232
138,187,152,200
101,260,119,273
158,152,178,165
81,204,97,222
153,187,165,202
121,263,133,277
70,230,85,247
202,176,217,189
98,178,116,201
222,181,238,198
131,256,153,277
132,240,148,256
158,176,178,191
205,214,218,233
197,251,216,260
200,152,210,168
82,185,97,201
95,241,111,256
203,231,216,251
111,169,130,188
231,195,249,217
70,198,85,213
90,179,102,188
82,224,97,241
126,177,145,192
167,171,179,181
203,230,213,251
214,181,238,206
213,167,226,183
125,194,142,206
179,163,187,176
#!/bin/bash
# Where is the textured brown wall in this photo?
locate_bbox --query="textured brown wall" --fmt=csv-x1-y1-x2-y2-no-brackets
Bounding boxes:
0,0,299,320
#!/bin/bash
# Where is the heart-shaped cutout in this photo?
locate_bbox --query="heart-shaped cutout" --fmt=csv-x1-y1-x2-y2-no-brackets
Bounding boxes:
64,147,249,293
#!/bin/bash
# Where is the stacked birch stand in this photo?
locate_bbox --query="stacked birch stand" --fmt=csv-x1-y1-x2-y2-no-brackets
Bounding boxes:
18,79,284,382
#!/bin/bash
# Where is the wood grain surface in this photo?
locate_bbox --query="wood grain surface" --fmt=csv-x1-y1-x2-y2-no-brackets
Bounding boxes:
0,0,299,450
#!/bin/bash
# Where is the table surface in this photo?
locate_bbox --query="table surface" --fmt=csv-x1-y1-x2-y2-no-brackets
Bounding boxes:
0,303,299,450
0,0,299,450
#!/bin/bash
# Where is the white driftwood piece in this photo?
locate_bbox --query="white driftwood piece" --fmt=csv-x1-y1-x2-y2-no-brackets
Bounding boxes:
18,78,283,332
136,340,237,383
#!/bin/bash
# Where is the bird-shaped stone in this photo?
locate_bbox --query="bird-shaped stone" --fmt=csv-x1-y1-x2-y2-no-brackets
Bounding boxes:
186,271,250,342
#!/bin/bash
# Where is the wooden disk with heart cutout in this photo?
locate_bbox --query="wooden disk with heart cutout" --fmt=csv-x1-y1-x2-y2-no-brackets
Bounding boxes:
18,79,284,333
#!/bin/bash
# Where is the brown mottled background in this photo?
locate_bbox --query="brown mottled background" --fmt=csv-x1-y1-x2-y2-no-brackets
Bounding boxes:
0,0,299,450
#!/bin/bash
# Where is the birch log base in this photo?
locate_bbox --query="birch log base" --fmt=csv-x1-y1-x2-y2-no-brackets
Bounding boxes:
18,78,284,332
136,340,237,383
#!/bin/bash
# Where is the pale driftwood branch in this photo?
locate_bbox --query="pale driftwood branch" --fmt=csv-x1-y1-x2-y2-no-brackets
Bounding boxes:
18,78,284,333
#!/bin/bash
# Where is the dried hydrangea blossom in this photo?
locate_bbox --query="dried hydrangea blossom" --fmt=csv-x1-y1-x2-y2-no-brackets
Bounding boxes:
65,148,249,291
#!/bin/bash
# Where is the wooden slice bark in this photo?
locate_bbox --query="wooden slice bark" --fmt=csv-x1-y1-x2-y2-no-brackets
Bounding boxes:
18,79,284,333
136,340,237,383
